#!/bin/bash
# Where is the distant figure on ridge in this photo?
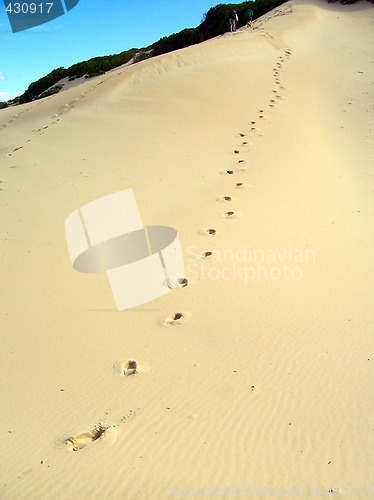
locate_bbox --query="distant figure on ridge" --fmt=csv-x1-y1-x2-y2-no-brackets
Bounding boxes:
229,10,239,32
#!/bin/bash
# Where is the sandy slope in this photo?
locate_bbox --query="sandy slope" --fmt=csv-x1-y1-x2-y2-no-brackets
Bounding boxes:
1,1,373,498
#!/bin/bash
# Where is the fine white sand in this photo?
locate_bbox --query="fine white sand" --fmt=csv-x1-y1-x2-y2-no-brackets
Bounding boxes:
1,1,373,498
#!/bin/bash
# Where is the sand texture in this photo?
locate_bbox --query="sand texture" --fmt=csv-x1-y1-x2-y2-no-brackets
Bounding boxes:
1,1,373,498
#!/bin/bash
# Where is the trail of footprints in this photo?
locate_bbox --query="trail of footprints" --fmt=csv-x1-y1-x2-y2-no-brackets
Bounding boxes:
64,49,292,453
1,77,110,156
199,47,292,258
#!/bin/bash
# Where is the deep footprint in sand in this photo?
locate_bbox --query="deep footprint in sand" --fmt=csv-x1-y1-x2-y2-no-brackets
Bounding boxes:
220,169,245,176
66,425,109,452
113,359,150,377
198,251,213,259
175,277,188,288
216,196,232,203
163,311,191,326
222,211,241,219
121,360,138,376
199,228,216,236
234,182,251,189
165,277,188,288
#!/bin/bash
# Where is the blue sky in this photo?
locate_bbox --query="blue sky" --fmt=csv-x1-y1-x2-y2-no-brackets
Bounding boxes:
0,0,235,101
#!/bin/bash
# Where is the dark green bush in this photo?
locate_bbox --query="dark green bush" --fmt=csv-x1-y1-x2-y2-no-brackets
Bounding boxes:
151,0,288,55
37,84,64,99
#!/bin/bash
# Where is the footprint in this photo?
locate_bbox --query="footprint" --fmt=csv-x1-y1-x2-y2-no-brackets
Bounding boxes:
216,196,232,202
169,277,188,288
233,150,240,154
113,359,150,376
176,277,188,288
222,211,241,219
66,425,107,452
239,133,246,137
200,228,216,236
163,311,191,326
250,385,257,392
164,277,188,289
220,169,245,175
198,251,213,259
234,182,251,189
122,360,138,376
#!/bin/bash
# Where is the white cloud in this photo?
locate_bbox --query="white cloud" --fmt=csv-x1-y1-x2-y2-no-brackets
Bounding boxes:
0,72,7,81
0,91,20,101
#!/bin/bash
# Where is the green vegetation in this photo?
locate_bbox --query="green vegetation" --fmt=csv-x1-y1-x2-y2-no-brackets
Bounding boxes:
15,48,138,104
66,48,138,79
0,102,8,109
8,0,290,106
151,0,286,56
37,84,64,99
18,67,66,104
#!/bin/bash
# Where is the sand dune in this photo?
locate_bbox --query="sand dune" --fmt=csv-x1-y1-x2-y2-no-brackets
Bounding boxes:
1,1,373,498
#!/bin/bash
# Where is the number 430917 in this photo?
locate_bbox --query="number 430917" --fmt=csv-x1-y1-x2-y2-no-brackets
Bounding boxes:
6,3,54,14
